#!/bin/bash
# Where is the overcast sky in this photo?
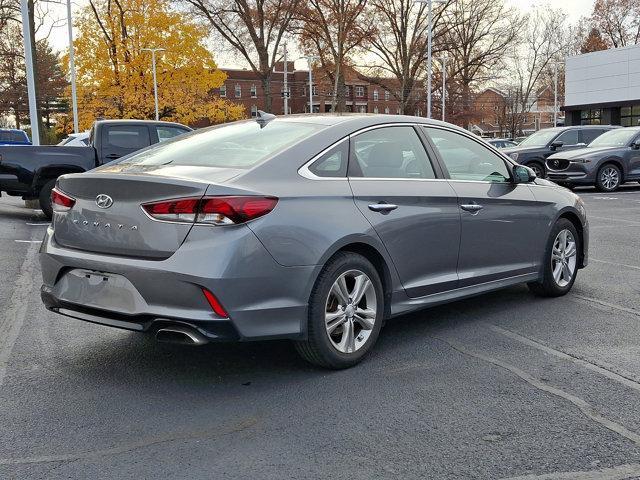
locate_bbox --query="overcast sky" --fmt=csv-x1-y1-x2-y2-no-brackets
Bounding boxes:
44,0,597,66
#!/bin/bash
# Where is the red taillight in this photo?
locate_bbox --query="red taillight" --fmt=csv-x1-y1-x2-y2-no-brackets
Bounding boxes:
141,196,278,225
51,187,76,212
202,288,228,318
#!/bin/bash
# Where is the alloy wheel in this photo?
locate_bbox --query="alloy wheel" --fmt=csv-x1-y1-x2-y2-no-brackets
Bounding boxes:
325,269,377,354
551,229,577,287
530,164,544,178
600,166,619,190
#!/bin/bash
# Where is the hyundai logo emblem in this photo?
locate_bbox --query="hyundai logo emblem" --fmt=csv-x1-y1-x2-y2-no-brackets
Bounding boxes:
95,194,114,209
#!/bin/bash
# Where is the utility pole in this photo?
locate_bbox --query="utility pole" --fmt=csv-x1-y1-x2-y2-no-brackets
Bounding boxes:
67,0,79,134
20,0,39,145
283,43,289,115
142,48,165,120
415,0,444,118
301,55,319,113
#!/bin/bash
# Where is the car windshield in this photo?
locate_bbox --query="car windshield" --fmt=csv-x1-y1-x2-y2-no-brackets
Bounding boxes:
588,128,639,147
117,120,324,169
518,129,561,147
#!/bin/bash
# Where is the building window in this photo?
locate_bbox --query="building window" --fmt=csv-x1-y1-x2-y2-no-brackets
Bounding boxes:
355,86,364,98
621,105,640,127
250,85,257,98
312,85,318,96
580,108,601,125
384,90,389,101
373,106,379,114
250,105,258,117
396,107,401,115
373,90,379,101
219,85,226,97
344,86,350,97
384,106,390,114
358,105,366,113
235,84,241,98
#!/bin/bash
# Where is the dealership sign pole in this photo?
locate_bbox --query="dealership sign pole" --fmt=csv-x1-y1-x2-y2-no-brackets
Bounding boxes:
20,0,39,145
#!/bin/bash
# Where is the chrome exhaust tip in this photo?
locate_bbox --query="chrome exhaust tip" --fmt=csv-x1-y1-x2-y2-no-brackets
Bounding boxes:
155,326,208,346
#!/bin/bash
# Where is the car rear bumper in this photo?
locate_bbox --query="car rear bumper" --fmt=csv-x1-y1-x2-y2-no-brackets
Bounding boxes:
40,225,319,341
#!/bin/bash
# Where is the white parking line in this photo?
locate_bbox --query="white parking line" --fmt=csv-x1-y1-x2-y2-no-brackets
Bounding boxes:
26,222,50,226
14,240,42,243
591,258,640,271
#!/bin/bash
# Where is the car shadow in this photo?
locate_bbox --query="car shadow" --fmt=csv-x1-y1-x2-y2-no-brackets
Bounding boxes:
61,284,542,388
0,198,47,221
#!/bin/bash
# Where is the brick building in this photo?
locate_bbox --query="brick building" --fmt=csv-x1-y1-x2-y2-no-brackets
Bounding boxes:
471,87,559,137
214,63,425,118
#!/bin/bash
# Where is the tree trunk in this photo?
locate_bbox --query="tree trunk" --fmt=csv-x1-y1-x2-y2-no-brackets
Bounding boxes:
261,75,272,113
336,71,346,113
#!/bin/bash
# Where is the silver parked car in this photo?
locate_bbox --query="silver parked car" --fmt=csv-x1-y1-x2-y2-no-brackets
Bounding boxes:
40,114,589,369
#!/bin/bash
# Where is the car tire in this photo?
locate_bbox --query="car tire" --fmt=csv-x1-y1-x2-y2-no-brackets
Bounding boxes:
528,218,580,297
295,252,384,369
528,161,545,178
39,179,56,220
596,164,621,192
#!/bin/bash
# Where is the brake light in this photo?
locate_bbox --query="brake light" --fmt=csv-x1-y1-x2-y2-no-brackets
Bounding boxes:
202,288,228,317
51,187,76,212
141,196,278,225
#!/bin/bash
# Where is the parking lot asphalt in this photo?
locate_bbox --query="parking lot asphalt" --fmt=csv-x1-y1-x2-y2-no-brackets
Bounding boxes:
1,186,640,480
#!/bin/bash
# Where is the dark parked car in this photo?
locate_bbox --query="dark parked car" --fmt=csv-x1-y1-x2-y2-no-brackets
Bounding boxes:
546,126,640,191
0,128,31,145
486,138,518,149
0,119,191,218
502,125,619,177
40,114,589,369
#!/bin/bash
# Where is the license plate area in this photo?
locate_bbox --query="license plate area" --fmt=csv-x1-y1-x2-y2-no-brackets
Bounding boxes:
54,269,148,315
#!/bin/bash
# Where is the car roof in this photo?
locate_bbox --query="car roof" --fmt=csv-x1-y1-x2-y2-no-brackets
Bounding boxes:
93,119,191,128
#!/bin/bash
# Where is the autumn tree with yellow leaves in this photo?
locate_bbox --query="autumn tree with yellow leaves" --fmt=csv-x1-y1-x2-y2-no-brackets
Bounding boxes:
67,0,245,130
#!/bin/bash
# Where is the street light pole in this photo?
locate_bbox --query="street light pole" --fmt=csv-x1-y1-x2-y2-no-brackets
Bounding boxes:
283,43,289,115
553,62,559,127
66,0,79,134
142,48,165,121
439,55,447,122
301,55,319,113
415,0,444,119
20,0,39,145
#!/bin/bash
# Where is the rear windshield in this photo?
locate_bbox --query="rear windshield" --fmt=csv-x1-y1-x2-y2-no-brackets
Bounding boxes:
118,121,323,169
0,130,28,143
589,128,639,147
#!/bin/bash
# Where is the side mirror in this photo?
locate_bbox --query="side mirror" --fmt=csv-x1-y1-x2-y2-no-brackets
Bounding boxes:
513,164,536,183
550,140,564,150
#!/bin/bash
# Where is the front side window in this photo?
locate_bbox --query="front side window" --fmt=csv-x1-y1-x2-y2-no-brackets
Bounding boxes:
555,129,579,146
112,121,323,170
425,127,511,183
351,126,436,179
308,140,349,177
157,126,189,143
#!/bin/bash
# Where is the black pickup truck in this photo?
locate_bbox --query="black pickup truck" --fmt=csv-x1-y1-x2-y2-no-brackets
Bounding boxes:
0,119,191,218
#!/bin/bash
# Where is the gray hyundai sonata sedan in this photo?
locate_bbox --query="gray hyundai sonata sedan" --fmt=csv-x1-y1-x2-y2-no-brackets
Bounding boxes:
40,114,589,369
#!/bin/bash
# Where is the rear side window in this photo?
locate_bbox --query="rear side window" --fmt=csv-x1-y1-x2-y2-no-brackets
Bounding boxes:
581,129,605,145
118,121,323,169
350,126,436,179
157,126,189,142
0,131,27,143
105,126,150,149
555,129,579,146
308,141,348,177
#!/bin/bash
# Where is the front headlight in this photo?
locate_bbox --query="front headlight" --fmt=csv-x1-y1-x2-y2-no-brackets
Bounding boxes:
509,152,519,161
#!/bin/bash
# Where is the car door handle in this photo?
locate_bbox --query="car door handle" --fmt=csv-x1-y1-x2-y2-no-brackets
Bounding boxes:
460,203,484,213
368,203,398,213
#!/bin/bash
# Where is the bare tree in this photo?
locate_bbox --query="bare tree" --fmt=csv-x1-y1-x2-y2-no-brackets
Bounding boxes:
437,0,523,128
184,0,300,112
503,6,570,137
590,0,640,48
297,0,374,112
363,0,451,115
